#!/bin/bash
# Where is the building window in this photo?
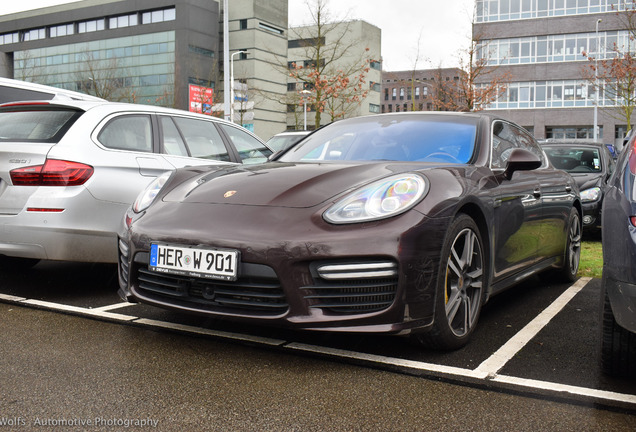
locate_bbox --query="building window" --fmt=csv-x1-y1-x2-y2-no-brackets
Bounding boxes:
370,82,381,92
546,126,602,140
415,87,420,99
189,45,215,58
287,83,296,91
392,88,397,100
259,22,284,35
399,88,405,100
109,14,138,29
370,60,382,70
240,19,248,30
369,104,380,113
142,7,176,24
0,32,19,45
288,37,325,49
78,19,105,33
23,28,46,41
50,24,74,38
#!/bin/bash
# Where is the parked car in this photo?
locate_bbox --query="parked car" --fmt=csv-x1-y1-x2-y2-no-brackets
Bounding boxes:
118,112,581,350
0,77,104,103
265,130,311,152
599,133,636,378
0,100,272,266
541,140,615,234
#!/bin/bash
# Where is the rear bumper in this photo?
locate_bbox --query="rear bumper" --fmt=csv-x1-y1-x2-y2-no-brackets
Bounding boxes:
0,187,127,263
603,274,636,333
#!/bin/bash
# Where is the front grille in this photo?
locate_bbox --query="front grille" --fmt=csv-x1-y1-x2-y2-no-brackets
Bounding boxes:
302,261,399,314
134,262,288,316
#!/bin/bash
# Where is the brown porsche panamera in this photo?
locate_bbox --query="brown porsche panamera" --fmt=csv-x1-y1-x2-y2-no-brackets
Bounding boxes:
117,112,582,349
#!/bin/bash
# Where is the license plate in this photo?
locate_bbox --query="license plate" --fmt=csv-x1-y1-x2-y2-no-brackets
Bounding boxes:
149,243,239,281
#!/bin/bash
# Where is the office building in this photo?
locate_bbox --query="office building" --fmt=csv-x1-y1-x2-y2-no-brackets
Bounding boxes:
381,68,463,114
474,0,636,147
0,0,289,139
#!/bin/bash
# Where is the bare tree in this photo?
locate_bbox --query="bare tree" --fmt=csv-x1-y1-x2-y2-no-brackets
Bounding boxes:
284,0,377,127
433,31,510,112
582,5,636,131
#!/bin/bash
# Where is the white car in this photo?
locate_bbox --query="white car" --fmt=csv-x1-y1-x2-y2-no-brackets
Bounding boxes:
0,99,272,266
0,77,104,103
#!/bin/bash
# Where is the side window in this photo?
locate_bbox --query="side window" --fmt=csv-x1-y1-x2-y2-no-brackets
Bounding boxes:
159,116,189,157
218,124,272,164
511,125,546,166
491,121,517,169
171,117,230,162
97,115,152,152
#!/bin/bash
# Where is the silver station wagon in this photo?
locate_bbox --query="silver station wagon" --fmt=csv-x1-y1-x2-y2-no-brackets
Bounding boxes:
0,100,272,266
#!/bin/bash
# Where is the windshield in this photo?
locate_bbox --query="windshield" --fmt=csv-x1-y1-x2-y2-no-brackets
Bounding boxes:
278,115,477,164
543,146,602,173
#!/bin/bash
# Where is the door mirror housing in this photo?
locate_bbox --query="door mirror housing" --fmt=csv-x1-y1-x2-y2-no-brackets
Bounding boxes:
503,148,542,180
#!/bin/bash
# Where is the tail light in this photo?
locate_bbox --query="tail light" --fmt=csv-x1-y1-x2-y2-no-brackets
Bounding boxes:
10,159,94,186
629,133,636,174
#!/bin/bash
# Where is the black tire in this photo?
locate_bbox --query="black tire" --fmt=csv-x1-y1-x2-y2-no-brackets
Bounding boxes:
0,255,40,270
413,214,486,350
600,290,636,378
558,207,581,282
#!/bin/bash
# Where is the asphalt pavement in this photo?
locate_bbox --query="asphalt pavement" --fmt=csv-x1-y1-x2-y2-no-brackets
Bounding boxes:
1,303,635,432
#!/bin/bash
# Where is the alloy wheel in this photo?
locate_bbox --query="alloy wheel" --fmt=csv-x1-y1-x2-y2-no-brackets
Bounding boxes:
444,227,484,338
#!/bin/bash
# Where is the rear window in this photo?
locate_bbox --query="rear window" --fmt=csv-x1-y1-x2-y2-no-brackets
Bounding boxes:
0,109,80,142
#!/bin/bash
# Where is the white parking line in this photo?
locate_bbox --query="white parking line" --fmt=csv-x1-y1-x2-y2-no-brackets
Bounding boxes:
21,299,137,322
475,277,591,377
285,342,490,380
93,302,136,312
2,276,633,409
493,374,636,406
134,318,287,346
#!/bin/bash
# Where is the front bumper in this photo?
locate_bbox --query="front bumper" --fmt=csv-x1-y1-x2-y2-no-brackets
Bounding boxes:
581,200,601,230
118,204,451,334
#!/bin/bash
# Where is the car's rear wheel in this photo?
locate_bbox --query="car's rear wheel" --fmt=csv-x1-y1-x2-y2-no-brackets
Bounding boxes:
559,207,581,282
414,214,486,350
600,290,636,378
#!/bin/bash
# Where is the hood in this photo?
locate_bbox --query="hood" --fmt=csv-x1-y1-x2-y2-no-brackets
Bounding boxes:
162,162,419,208
568,172,604,190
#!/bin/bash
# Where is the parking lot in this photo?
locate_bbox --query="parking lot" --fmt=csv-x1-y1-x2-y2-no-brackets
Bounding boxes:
1,260,634,414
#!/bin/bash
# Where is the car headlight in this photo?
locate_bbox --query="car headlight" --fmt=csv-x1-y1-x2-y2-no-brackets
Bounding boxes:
323,174,428,224
580,187,601,203
133,171,173,213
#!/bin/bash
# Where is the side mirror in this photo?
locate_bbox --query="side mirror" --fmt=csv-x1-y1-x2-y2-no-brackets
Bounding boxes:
503,148,542,180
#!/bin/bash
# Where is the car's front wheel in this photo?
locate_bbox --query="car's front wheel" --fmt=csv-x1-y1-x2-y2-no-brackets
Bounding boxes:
414,214,486,350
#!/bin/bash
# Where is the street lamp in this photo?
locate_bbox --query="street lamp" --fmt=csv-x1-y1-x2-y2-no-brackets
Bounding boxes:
300,89,311,130
230,50,247,124
594,18,602,141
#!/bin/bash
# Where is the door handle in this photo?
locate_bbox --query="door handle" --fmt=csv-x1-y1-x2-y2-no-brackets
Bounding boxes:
565,185,572,193
533,188,541,198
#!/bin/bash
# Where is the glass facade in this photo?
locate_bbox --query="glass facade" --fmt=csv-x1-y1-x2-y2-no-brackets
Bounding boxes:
13,32,176,106
476,0,636,22
477,30,635,65
480,79,616,109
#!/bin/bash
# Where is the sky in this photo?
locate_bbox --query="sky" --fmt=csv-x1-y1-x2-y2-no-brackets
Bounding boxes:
0,0,475,71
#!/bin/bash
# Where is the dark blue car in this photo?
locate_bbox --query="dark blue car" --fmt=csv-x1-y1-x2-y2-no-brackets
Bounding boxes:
600,135,636,378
